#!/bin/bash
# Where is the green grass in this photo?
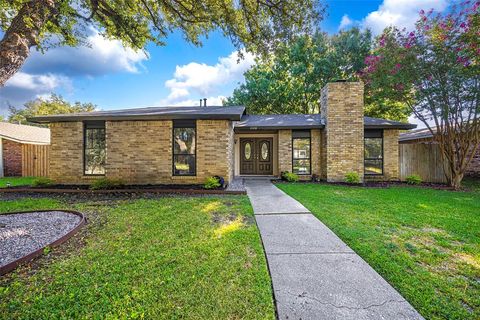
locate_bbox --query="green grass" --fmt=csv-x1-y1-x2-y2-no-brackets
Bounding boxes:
277,182,480,320
0,196,275,319
0,177,35,188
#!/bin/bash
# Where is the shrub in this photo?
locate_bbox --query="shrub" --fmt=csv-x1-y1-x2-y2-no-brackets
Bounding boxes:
204,176,221,189
406,174,422,185
281,171,299,182
344,172,360,184
90,178,125,190
31,177,54,187
213,175,225,188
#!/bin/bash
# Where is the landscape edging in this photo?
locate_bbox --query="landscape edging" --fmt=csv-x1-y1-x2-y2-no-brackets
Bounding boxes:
0,209,86,276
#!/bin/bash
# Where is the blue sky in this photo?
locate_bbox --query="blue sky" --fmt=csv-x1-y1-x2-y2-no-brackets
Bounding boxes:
0,0,451,116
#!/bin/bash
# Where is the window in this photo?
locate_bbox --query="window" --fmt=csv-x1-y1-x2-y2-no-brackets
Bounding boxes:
292,130,311,175
364,130,383,175
84,121,106,175
173,120,196,176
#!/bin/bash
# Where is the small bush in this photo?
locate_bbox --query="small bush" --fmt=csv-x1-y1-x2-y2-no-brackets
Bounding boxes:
31,177,54,187
90,178,125,190
281,171,299,182
204,176,221,189
344,172,360,184
406,174,422,185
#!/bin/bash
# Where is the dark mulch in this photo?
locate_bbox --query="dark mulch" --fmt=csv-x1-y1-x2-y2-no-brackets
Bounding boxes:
273,180,460,191
6,184,213,191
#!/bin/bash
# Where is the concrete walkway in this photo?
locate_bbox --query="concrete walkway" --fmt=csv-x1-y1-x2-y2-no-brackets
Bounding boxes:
245,179,424,320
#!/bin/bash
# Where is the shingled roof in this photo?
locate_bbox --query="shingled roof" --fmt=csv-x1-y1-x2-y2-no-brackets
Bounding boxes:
0,122,50,145
235,114,324,130
235,114,416,130
28,106,246,123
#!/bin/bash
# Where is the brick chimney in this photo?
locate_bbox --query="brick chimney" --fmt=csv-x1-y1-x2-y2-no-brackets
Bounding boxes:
320,81,364,182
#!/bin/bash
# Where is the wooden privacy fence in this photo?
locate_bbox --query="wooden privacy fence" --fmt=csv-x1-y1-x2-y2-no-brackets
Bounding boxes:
399,143,447,183
21,144,50,177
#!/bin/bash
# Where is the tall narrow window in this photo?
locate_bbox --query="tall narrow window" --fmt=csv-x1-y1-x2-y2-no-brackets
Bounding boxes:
173,120,196,176
292,130,311,175
84,121,106,175
364,130,383,175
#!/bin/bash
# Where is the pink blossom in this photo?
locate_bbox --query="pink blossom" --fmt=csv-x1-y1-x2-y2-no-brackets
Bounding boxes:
419,9,425,15
460,22,467,28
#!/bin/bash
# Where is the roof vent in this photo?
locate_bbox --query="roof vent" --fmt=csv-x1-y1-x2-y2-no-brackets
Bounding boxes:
203,98,207,107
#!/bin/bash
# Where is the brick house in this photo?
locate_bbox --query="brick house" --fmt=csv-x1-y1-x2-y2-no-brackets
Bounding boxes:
29,82,416,185
0,122,50,177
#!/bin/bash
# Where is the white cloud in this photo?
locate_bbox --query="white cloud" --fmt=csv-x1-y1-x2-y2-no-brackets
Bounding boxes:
0,72,72,112
23,29,148,76
0,28,148,113
161,50,254,105
5,72,68,91
339,15,353,30
362,0,450,34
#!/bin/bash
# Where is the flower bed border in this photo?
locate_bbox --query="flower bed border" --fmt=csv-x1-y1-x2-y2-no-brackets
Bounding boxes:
0,188,246,195
0,210,86,276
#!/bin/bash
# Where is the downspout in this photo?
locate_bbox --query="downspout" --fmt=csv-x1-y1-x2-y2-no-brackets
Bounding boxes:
0,137,3,177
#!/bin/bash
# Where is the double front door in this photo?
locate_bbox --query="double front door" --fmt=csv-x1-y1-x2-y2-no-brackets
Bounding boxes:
240,138,273,175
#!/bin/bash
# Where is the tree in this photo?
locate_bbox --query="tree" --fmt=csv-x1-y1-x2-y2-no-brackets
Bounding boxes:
0,0,324,86
226,28,409,120
361,2,480,189
8,94,96,125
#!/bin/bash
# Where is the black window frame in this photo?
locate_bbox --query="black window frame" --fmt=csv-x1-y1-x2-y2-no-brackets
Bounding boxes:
292,130,312,175
172,120,197,176
83,121,106,176
364,129,384,176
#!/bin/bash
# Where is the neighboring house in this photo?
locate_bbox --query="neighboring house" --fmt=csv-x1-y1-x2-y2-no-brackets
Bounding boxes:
0,122,50,177
29,82,416,185
400,127,480,177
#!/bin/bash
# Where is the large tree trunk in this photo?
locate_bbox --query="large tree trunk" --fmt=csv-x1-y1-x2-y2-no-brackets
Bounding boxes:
0,0,55,87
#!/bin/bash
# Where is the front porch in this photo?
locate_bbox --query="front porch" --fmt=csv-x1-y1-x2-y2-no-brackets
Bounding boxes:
232,117,323,180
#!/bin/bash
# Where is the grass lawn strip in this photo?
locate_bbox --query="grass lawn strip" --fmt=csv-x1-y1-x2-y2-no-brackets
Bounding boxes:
277,183,480,320
0,177,35,188
0,196,275,319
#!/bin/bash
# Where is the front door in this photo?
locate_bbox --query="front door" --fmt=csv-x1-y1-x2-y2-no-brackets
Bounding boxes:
240,138,273,175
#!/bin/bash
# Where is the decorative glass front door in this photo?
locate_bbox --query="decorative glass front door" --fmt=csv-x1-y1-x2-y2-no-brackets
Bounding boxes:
240,138,273,175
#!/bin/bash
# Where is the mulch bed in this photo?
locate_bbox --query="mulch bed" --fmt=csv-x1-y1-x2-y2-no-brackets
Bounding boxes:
273,180,459,191
0,184,246,195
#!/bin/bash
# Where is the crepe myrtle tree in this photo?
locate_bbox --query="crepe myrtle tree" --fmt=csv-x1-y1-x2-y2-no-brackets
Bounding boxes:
0,0,324,87
361,1,480,189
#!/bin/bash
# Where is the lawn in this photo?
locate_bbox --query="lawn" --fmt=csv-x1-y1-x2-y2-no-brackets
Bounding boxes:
0,196,275,319
0,176,35,188
277,182,480,320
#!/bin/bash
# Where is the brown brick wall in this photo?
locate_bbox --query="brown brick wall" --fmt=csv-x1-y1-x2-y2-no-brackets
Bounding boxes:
49,120,234,185
383,129,399,180
321,82,364,182
2,139,22,176
106,120,172,184
195,120,233,183
277,129,321,180
49,122,97,183
278,130,292,174
311,129,321,177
